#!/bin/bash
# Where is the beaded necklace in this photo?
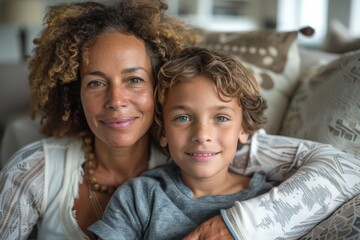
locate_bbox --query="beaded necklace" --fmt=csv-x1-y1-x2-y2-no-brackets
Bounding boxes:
81,134,118,219
82,135,116,194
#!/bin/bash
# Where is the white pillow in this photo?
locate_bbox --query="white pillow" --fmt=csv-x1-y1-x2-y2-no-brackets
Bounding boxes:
280,50,360,157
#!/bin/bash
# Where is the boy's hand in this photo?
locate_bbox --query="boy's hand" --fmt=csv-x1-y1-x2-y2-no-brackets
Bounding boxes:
183,215,234,240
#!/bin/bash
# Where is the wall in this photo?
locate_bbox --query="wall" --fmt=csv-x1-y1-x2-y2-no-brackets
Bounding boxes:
328,0,351,27
0,0,70,63
0,0,356,63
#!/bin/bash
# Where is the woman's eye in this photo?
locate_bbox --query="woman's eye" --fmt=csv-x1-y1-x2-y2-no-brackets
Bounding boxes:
87,80,105,88
215,116,229,122
128,77,144,84
175,115,191,122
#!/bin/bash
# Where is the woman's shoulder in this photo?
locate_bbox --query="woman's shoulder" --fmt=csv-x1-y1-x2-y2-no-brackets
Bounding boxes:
113,164,177,208
1,139,45,171
1,137,81,171
118,164,175,193
42,136,80,149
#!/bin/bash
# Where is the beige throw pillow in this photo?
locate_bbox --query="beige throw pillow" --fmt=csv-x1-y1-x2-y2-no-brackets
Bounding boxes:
280,50,360,157
199,30,300,134
300,194,360,239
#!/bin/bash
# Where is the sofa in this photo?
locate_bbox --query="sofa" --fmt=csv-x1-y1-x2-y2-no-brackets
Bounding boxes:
199,28,360,239
0,28,359,239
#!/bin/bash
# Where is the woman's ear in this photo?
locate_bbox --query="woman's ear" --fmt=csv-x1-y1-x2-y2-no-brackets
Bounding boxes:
159,133,168,147
238,130,249,144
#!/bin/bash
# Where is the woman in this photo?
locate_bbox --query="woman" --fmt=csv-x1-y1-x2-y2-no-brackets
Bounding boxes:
0,1,359,240
0,1,194,239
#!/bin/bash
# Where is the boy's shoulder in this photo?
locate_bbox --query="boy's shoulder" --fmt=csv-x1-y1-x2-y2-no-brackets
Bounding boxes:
143,163,177,177
112,164,180,204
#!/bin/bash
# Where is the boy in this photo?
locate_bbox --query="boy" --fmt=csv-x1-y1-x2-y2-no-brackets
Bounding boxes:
89,47,276,239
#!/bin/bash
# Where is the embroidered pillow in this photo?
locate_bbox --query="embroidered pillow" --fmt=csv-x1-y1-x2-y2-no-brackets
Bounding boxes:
300,194,360,239
280,50,360,157
199,30,301,134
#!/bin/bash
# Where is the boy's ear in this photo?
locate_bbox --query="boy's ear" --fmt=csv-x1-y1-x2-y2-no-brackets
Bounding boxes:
238,130,249,144
159,133,168,147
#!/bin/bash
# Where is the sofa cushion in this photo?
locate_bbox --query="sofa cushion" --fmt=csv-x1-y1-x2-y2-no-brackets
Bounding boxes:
280,50,360,157
199,30,300,134
300,194,360,239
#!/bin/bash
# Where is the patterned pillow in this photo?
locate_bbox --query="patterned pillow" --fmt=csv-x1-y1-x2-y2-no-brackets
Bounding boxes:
300,194,360,239
198,30,301,134
280,50,360,157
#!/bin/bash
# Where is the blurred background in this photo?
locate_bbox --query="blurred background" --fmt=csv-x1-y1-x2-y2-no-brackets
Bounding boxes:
0,0,359,63
0,0,359,163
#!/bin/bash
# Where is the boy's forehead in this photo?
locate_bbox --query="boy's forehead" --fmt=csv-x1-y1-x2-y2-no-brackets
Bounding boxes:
165,75,236,104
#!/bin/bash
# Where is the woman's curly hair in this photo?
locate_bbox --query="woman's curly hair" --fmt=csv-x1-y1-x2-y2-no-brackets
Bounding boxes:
154,47,267,142
29,0,198,138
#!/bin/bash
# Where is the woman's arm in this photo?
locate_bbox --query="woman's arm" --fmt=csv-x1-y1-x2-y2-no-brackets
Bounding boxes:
0,141,45,240
186,130,360,240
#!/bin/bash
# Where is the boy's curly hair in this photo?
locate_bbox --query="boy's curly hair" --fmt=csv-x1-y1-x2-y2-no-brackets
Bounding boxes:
29,0,198,138
154,47,267,142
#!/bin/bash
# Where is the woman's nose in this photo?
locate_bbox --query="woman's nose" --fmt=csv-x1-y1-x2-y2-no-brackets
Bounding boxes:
105,85,128,110
191,122,212,144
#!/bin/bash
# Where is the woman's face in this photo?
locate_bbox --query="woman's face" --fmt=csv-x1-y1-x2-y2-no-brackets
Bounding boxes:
80,32,154,148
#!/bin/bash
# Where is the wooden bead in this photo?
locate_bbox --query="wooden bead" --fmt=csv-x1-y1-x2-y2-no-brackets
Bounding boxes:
92,183,100,191
84,137,92,144
87,160,96,168
100,185,108,192
87,153,95,160
89,175,97,184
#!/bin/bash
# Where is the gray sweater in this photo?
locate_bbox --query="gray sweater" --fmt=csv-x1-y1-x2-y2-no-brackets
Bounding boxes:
89,163,275,240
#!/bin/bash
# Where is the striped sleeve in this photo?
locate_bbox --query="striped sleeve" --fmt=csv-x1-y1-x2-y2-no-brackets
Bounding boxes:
0,141,45,240
226,130,360,239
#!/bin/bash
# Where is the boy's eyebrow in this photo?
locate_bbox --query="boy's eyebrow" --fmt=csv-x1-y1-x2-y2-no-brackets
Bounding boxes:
167,105,237,113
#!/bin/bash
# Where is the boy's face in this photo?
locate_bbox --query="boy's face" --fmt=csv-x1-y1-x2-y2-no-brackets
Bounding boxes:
160,75,249,182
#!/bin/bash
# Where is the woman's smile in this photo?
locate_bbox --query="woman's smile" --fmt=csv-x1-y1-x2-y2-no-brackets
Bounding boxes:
100,117,137,130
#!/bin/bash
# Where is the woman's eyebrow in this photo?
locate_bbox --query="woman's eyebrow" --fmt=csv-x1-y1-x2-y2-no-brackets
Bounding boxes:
83,70,106,77
83,67,151,77
122,66,151,75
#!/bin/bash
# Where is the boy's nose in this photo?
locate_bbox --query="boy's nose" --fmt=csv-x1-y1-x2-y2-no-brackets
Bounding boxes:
191,122,212,143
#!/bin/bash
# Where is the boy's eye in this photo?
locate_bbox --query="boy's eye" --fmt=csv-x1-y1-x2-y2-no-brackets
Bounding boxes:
215,116,229,122
175,115,191,122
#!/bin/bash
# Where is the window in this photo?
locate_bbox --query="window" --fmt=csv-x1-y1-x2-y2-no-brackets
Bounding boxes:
350,0,360,36
277,0,328,47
